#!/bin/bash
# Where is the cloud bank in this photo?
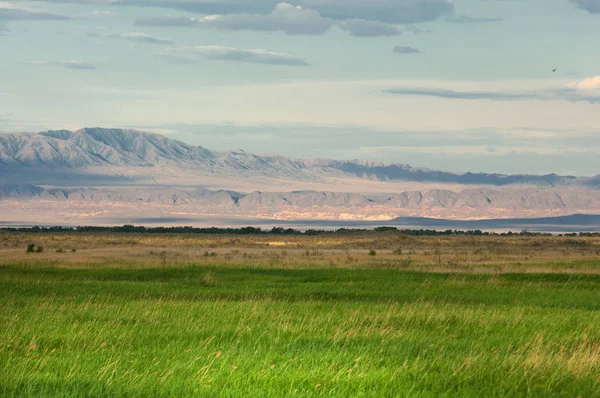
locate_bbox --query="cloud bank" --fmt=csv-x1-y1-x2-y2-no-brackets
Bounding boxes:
385,78,600,104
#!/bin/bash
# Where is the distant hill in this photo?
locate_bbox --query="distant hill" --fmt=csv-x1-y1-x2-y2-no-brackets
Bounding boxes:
0,127,597,187
1,128,599,224
1,183,600,211
389,214,600,229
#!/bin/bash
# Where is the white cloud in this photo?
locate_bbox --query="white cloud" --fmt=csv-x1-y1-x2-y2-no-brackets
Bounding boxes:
137,3,334,35
567,75,600,91
160,45,309,66
0,2,71,21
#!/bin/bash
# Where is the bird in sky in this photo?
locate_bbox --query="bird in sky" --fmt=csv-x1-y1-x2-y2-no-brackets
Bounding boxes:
553,68,557,72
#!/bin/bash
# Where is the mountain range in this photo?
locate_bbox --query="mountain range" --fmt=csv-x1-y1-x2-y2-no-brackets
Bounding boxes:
1,127,598,187
0,127,599,227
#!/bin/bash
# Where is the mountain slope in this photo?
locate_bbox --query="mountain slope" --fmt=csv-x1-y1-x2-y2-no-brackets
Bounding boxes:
0,128,597,187
2,127,600,224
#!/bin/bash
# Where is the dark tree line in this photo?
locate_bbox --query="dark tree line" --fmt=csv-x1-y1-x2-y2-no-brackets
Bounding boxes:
0,225,577,237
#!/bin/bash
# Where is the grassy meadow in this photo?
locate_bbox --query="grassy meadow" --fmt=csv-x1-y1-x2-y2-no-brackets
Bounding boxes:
1,232,600,396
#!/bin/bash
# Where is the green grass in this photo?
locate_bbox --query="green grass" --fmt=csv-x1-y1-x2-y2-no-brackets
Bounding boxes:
1,265,600,397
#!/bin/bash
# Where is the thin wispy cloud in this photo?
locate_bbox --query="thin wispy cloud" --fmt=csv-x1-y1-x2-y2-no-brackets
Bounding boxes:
160,45,309,66
393,46,421,54
404,25,431,35
385,88,539,101
0,2,71,21
384,78,600,104
359,144,600,157
27,60,97,70
89,10,117,18
110,32,173,45
340,19,401,37
446,14,503,23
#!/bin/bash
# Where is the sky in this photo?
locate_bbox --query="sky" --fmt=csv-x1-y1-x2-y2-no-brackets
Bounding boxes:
0,0,599,176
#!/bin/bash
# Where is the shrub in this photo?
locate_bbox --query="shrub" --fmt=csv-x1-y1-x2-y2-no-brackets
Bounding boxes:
368,250,376,256
56,248,65,253
392,248,402,255
35,246,44,253
26,243,35,253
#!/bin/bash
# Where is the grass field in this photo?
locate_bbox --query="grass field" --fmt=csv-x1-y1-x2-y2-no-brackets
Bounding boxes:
1,232,600,396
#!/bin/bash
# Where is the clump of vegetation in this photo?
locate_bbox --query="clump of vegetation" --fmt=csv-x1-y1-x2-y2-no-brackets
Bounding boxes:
56,248,65,253
392,248,403,255
203,251,217,258
26,243,44,253
304,250,320,257
368,250,377,256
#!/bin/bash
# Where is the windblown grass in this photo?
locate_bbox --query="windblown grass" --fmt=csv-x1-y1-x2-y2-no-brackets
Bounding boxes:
1,232,600,396
2,265,600,397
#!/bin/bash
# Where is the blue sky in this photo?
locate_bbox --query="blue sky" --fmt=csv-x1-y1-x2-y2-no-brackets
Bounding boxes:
1,0,599,175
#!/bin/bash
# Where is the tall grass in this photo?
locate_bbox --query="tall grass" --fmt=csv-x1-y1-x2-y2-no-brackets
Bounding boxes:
2,266,600,396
